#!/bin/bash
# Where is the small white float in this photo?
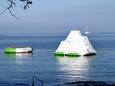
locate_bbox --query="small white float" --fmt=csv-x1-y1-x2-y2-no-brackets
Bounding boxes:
4,47,33,53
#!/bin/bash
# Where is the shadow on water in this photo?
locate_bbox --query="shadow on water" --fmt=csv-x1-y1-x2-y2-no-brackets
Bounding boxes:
60,81,115,86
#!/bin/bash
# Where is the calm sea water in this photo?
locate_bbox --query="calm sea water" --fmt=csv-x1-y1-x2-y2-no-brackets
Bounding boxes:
0,33,115,86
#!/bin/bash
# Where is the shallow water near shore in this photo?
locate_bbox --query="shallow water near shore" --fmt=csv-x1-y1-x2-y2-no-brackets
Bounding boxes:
0,33,115,86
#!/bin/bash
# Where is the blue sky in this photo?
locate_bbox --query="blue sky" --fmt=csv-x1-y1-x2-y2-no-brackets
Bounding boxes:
0,0,115,33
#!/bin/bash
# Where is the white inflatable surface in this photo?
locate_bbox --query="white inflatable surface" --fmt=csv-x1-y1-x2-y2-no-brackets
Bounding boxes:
55,30,96,56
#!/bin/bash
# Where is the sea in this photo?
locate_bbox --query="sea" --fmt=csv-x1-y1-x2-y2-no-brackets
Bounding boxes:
0,32,115,86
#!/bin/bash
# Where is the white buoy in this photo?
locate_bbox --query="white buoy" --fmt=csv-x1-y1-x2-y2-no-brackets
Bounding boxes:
55,30,96,56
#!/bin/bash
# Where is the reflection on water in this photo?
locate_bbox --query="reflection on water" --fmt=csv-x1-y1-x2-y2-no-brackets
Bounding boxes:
56,56,95,82
5,53,33,58
5,53,33,64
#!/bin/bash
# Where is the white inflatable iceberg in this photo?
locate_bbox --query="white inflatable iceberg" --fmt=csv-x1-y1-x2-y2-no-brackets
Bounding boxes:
55,30,96,56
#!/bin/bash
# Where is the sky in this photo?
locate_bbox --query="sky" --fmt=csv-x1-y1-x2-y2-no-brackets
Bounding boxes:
0,0,115,33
